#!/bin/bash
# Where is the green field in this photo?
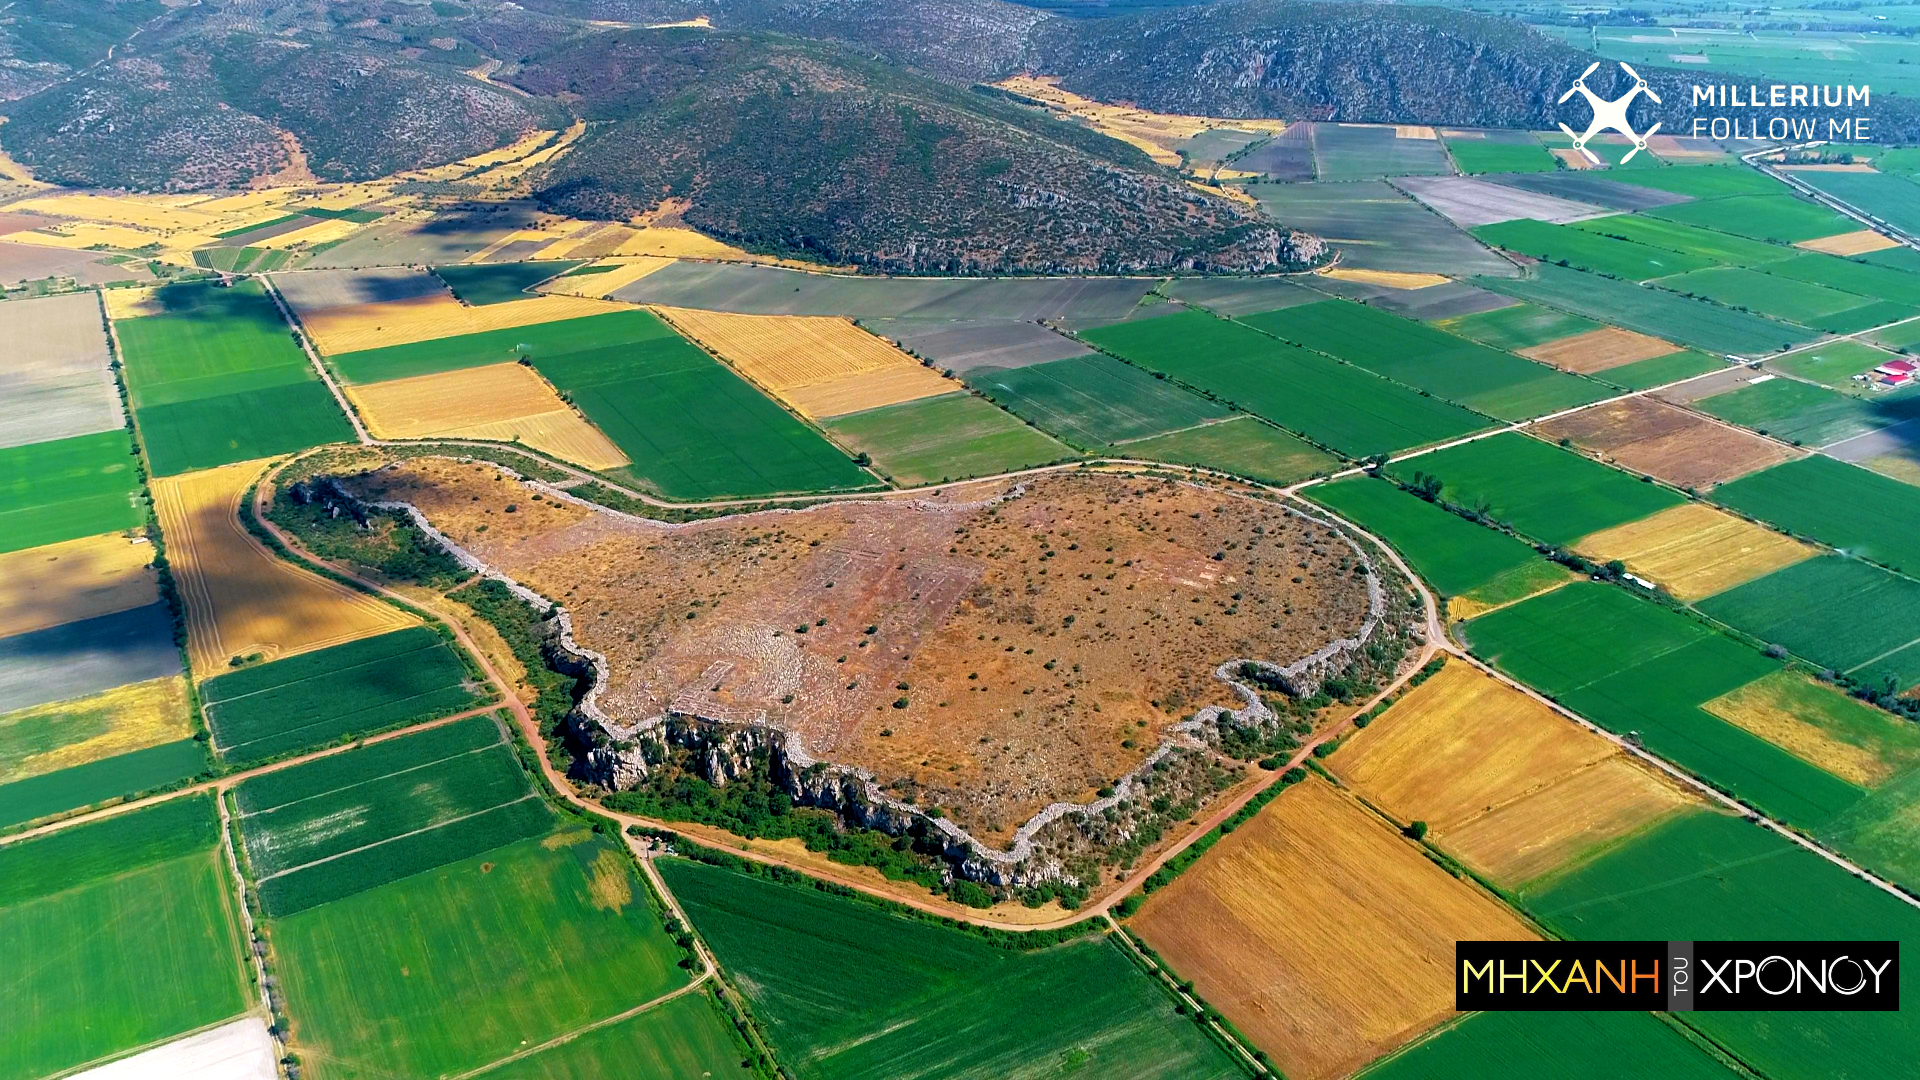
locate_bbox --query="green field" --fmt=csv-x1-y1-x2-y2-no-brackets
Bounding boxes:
1312,123,1450,181
1462,583,1865,825
1474,219,1717,281
1382,432,1682,546
115,280,352,475
660,858,1246,1080
1824,765,1920,898
0,738,207,830
1434,302,1599,351
1694,376,1914,446
0,795,249,1080
1790,169,1920,237
1764,251,1920,307
1307,475,1564,606
1247,181,1515,276
1083,310,1491,456
327,310,665,381
1770,339,1904,390
1361,1011,1738,1080
201,627,484,766
1120,416,1338,485
0,429,145,554
1607,165,1781,199
1646,193,1861,244
1712,455,1920,574
1474,264,1817,355
1569,214,1799,266
965,353,1231,446
1698,556,1920,693
272,833,688,1080
1596,349,1725,391
821,392,1075,486
530,312,877,499
1656,266,1906,335
1242,300,1609,420
1525,810,1920,1080
431,261,582,305
1441,133,1556,175
473,992,744,1080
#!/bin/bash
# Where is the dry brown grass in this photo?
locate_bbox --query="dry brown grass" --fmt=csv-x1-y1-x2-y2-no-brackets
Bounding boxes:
1533,397,1797,489
1572,502,1817,601
1797,229,1900,256
0,532,158,638
102,288,165,320
654,307,960,418
11,193,221,232
586,847,634,913
1521,327,1679,372
993,76,1284,168
1332,662,1700,886
0,675,192,785
345,362,628,470
1320,268,1450,290
1551,148,1603,170
1131,779,1535,1080
153,459,416,676
305,293,625,355
1394,125,1438,140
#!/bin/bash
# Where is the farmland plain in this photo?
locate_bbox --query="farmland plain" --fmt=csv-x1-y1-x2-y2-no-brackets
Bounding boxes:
0,675,189,786
0,429,145,555
1656,266,1904,335
1697,555,1920,694
1533,396,1795,489
0,603,181,715
1570,213,1798,266
1710,454,1920,573
0,291,122,449
614,261,1155,321
1439,129,1557,175
1247,181,1514,276
1120,416,1338,485
1474,264,1818,354
1701,670,1920,789
820,392,1074,486
1571,502,1816,601
1362,1011,1739,1080
202,626,483,766
473,993,744,1080
0,532,157,639
661,857,1246,1080
966,353,1231,446
1474,219,1715,281
1693,377,1913,447
1435,301,1599,352
431,261,581,305
0,736,206,831
1645,193,1859,244
655,307,957,419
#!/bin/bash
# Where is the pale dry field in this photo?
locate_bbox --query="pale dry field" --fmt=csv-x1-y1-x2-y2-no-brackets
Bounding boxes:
1319,267,1450,289
304,293,625,355
1797,229,1900,255
654,306,959,417
1703,671,1906,787
1573,502,1817,601
1131,778,1535,1080
1520,326,1678,372
1551,148,1603,170
0,675,192,785
0,290,123,448
10,192,222,232
0,533,158,638
250,217,361,250
152,459,415,676
345,362,628,470
69,1016,277,1080
101,288,165,320
1332,662,1700,886
994,76,1284,167
538,257,674,296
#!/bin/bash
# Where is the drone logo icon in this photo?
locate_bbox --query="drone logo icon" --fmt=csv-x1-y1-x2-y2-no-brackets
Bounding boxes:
1558,61,1662,163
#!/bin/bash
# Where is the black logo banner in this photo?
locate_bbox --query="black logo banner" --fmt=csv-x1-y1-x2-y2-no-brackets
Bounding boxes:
1457,941,1898,1012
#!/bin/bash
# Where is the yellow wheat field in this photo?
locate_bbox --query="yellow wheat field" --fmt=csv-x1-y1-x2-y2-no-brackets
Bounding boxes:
345,362,628,470
1394,125,1438,140
305,293,627,355
540,257,674,297
1797,229,1901,256
152,459,416,676
1520,327,1678,372
1319,267,1450,290
611,226,760,260
1132,779,1535,1080
654,307,960,417
1573,502,1817,601
994,76,1284,167
11,193,222,232
1445,760,1705,885
0,533,157,639
251,217,362,250
1703,670,1920,787
102,287,166,320
0,675,193,785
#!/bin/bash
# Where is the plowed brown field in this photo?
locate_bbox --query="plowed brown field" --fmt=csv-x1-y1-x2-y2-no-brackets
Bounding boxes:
1131,778,1535,1080
152,459,415,676
1573,502,1817,601
1535,397,1794,489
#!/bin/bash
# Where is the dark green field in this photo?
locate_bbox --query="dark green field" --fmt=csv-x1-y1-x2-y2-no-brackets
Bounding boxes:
1121,416,1339,485
1361,1011,1737,1080
1569,214,1797,266
1712,455,1920,574
1382,432,1682,546
1607,165,1780,199
1433,302,1599,351
1646,193,1860,244
1473,219,1716,281
660,858,1247,1080
1525,810,1920,1080
1788,170,1920,237
1762,251,1920,307
965,353,1231,446
1769,340,1900,390
272,834,688,1080
1306,476,1565,606
1082,310,1490,457
1694,378,1915,447
1462,583,1864,825
1596,349,1724,391
477,992,744,1080
529,312,877,499
1474,265,1816,355
0,738,207,830
1656,266,1906,335
201,627,484,766
327,310,664,381
0,429,145,554
431,261,581,305
0,795,249,1080
115,280,352,475
1241,300,1609,420
1698,556,1920,693
1441,133,1556,174
820,393,1075,486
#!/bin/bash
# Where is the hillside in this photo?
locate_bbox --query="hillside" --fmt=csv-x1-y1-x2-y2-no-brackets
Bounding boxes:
513,29,1320,273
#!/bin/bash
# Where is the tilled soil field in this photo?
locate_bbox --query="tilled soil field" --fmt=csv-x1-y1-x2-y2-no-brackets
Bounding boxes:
350,461,1378,841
